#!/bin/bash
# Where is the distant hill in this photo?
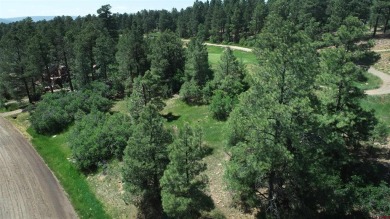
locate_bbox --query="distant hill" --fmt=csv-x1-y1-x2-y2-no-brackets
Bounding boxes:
0,16,76,23
0,18,11,24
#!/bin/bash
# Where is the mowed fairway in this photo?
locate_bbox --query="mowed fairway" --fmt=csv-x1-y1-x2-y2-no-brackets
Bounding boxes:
0,117,77,219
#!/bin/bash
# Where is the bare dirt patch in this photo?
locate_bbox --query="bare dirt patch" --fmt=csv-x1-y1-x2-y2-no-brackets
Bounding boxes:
373,37,390,51
87,161,137,219
0,117,77,218
374,52,390,75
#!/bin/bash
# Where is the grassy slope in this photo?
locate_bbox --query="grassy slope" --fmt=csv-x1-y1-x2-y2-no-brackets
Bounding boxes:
9,113,109,219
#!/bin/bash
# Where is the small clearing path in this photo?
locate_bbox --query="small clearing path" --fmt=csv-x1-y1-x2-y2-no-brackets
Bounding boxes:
0,109,23,118
0,117,77,218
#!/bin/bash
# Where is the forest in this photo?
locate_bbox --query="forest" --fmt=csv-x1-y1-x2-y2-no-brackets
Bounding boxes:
1,0,390,218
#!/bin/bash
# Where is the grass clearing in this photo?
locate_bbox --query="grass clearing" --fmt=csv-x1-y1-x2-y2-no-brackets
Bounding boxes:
9,112,109,219
207,45,257,70
162,97,226,150
361,95,390,128
356,71,382,90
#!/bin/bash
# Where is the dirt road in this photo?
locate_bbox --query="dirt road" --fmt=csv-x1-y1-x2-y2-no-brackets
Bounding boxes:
365,67,390,95
0,109,23,118
0,117,77,219
204,42,253,52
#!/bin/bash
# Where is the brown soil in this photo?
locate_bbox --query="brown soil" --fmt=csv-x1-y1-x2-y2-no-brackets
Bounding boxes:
373,37,390,51
0,117,77,218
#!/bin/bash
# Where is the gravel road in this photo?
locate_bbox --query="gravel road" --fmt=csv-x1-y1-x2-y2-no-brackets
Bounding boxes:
0,117,77,219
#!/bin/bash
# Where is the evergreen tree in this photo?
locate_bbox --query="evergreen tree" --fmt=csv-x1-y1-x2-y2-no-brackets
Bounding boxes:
115,27,149,93
122,104,172,219
250,0,267,37
93,30,115,81
97,4,118,40
0,18,35,103
160,124,212,218
225,17,319,217
180,38,212,104
73,21,100,87
148,30,185,95
209,47,247,120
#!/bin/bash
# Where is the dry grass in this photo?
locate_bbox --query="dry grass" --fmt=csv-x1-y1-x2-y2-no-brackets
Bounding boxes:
87,160,137,219
374,52,390,75
373,37,390,51
6,112,32,140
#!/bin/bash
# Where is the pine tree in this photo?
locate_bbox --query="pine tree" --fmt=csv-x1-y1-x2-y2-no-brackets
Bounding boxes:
180,38,212,104
160,124,212,218
148,30,185,96
225,17,319,217
93,30,115,81
122,104,172,219
209,47,247,120
115,27,149,92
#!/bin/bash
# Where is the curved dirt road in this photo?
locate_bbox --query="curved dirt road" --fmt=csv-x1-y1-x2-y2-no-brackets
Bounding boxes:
0,117,77,219
365,67,390,95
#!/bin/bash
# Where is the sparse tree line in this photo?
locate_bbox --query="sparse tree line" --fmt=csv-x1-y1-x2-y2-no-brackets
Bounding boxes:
0,0,390,218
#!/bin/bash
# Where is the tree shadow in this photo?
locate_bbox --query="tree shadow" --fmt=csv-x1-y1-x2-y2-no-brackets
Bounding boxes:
193,189,216,217
162,112,180,122
351,145,390,185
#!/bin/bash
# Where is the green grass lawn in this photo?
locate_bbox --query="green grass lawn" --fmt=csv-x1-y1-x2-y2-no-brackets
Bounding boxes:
361,95,390,128
356,71,382,90
162,97,227,150
207,45,257,70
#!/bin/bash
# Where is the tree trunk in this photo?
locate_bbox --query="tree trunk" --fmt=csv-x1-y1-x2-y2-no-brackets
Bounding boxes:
373,10,382,37
63,51,74,91
23,78,32,104
31,78,36,94
384,9,390,34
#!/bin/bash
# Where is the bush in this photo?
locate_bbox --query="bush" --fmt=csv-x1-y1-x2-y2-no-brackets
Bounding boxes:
69,112,133,171
69,111,109,171
100,113,133,160
30,92,73,134
31,90,112,135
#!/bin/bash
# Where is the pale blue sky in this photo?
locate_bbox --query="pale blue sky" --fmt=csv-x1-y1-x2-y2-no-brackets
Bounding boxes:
0,0,196,18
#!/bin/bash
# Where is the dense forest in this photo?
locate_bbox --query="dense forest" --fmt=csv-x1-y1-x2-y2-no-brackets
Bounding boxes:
1,0,390,218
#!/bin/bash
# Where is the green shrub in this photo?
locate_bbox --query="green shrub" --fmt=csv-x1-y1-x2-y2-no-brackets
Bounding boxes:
69,111,109,171
69,112,133,172
31,92,73,134
31,90,112,135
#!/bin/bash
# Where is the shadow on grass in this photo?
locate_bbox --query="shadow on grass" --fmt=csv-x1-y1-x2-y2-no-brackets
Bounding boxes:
162,112,181,122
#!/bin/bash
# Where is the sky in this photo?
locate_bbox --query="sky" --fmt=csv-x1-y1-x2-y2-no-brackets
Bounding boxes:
0,0,196,18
